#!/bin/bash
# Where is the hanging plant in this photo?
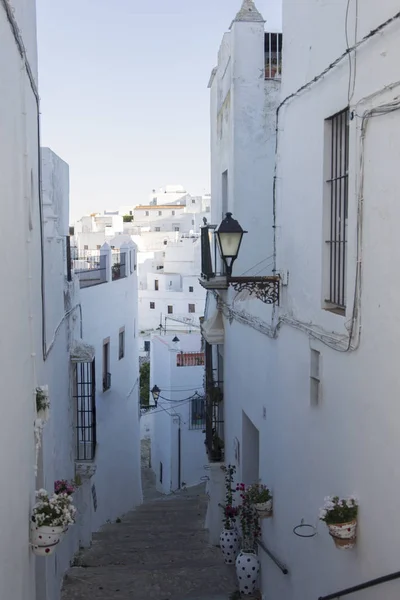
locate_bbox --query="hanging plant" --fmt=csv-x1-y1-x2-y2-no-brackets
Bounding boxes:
36,387,49,414
31,489,77,556
247,483,273,518
319,496,358,549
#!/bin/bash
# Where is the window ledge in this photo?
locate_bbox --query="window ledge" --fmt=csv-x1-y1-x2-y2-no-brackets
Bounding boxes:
75,461,97,480
323,304,346,317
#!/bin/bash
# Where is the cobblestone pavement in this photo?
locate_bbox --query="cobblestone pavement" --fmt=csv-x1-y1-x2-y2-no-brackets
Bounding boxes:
61,468,237,600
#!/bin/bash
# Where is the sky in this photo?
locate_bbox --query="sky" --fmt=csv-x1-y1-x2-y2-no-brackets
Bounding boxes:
36,0,282,221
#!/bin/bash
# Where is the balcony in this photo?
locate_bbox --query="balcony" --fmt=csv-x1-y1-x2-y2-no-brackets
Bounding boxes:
265,32,282,80
176,352,205,367
111,250,127,281
71,248,107,289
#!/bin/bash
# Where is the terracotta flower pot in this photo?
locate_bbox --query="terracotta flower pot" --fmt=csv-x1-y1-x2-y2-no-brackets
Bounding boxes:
254,499,273,518
327,520,357,549
219,528,240,564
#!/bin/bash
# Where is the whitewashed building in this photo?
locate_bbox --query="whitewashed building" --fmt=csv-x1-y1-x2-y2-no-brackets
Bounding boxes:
0,2,43,598
36,150,142,600
148,334,207,494
202,1,400,599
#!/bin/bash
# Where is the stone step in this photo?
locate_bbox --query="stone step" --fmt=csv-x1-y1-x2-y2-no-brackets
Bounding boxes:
63,563,236,600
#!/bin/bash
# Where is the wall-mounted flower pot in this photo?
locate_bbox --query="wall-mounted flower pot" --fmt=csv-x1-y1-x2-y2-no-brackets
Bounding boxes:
327,520,357,549
31,524,64,557
235,551,260,595
220,528,240,564
254,499,273,518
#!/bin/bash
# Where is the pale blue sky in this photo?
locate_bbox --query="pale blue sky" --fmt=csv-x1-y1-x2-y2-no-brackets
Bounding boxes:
36,0,282,221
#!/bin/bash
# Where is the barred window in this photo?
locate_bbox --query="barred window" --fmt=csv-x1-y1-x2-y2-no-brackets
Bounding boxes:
74,360,96,461
325,109,349,312
189,395,206,430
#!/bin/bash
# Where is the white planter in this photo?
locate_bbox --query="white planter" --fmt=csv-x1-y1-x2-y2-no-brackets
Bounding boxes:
219,528,240,564
235,551,260,595
327,520,357,549
254,498,273,518
31,524,65,556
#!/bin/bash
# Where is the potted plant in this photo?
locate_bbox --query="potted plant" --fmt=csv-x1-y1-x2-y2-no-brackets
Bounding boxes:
31,489,76,556
54,479,76,496
319,495,358,549
247,483,273,518
219,465,240,564
235,484,261,595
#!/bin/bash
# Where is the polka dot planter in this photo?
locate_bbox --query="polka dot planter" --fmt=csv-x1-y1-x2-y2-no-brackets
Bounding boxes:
327,520,357,550
235,551,260,595
219,528,240,564
31,524,64,557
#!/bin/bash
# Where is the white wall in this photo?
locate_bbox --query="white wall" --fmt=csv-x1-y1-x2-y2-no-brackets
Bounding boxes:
0,3,41,599
79,245,142,530
208,2,400,600
150,335,207,494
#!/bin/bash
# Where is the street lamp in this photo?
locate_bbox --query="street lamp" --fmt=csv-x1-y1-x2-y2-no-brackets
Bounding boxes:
215,213,247,277
151,385,160,406
200,212,280,304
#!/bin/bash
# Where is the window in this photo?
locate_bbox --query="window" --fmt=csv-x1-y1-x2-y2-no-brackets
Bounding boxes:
189,286,194,293
144,341,150,352
172,210,175,216
150,302,155,309
119,327,125,360
310,349,321,406
191,219,195,225
188,304,195,313
163,240,168,245
174,226,180,232
158,211,162,216
154,279,159,291
159,462,163,483
192,198,196,204
84,244,89,250
168,305,173,314
324,109,349,313
129,210,132,215
96,245,101,250
155,227,161,232
145,211,149,216
189,395,206,429
103,338,111,391
74,360,96,461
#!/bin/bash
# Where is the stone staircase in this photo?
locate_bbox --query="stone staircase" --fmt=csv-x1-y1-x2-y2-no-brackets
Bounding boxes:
61,469,236,600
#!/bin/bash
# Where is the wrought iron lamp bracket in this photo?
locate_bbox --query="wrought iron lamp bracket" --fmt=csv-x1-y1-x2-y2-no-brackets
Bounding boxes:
228,276,280,305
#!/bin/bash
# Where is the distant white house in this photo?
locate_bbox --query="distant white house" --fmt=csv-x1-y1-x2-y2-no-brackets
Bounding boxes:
148,334,208,494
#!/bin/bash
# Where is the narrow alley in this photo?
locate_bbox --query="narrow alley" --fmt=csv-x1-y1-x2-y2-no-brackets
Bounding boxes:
61,465,237,600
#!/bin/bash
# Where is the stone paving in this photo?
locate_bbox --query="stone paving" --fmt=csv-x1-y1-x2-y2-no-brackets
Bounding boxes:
61,467,237,600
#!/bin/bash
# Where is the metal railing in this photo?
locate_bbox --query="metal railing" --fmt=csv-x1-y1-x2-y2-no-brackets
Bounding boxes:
256,539,289,575
265,32,283,80
111,250,127,281
319,571,400,599
71,248,107,289
176,352,205,367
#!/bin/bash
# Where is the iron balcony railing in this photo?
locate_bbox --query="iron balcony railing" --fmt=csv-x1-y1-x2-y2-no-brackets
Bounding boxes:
189,394,206,430
319,571,400,600
111,250,127,281
71,248,107,289
265,32,283,80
